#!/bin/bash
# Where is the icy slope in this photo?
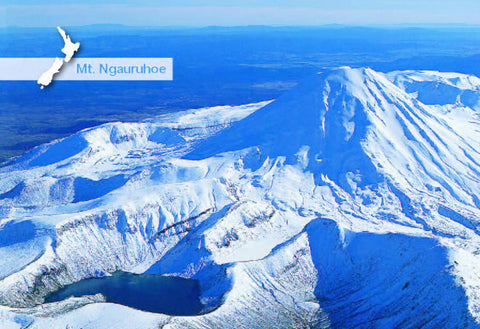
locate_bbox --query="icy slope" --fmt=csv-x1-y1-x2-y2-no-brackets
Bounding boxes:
189,67,480,203
1,68,480,328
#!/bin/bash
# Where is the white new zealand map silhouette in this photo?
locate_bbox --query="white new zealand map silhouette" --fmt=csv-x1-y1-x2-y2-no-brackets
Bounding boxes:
37,27,80,89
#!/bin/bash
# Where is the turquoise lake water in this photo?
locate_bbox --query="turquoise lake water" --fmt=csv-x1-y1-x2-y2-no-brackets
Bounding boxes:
45,271,203,315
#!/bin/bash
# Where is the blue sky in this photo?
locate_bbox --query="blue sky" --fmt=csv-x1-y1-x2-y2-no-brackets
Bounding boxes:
1,0,480,27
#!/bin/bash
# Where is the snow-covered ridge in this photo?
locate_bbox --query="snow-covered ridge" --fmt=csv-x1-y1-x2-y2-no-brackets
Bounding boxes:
1,68,480,328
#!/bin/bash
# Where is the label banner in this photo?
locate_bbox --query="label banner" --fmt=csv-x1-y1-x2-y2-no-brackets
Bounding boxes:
0,58,173,81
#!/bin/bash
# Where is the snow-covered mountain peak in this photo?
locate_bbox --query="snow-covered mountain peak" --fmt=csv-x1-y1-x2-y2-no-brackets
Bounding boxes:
187,67,382,160
2,68,480,328
187,67,480,203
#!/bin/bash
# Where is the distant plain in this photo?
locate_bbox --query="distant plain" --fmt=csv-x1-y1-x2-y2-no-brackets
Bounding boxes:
1,25,480,162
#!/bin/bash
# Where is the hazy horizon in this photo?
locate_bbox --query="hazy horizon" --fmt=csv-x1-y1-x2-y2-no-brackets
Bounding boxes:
2,23,480,30
1,1,480,27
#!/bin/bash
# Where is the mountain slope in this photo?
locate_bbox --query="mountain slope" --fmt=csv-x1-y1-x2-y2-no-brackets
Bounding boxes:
1,68,480,328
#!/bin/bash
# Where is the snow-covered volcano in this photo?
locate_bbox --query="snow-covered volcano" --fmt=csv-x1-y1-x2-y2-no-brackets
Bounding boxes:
1,67,480,328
